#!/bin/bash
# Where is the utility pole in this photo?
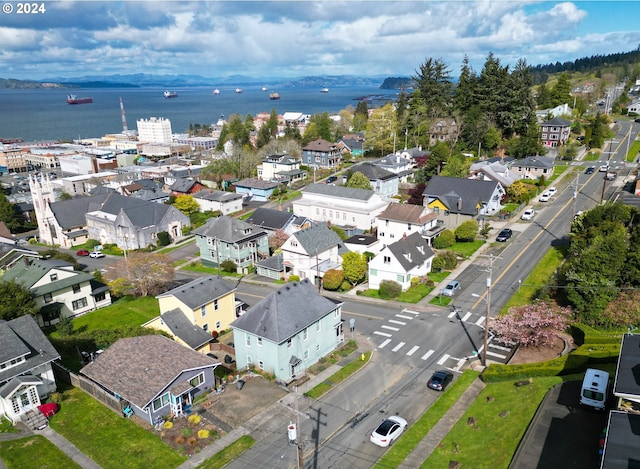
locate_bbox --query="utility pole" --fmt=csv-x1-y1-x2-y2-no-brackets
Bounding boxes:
476,253,501,367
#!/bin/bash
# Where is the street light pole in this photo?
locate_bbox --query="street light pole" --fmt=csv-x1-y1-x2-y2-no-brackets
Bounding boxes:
484,276,491,367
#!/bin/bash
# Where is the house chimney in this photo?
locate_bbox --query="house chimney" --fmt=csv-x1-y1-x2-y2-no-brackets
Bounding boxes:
403,232,407,240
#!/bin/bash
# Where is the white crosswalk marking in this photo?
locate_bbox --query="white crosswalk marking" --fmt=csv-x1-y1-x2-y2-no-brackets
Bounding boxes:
379,339,391,349
487,350,507,359
401,309,420,315
381,325,399,331
388,319,407,326
374,331,392,337
395,314,413,320
475,316,486,326
461,312,472,322
437,354,450,365
406,345,420,356
447,310,456,319
421,350,435,360
392,342,406,352
490,344,511,352
454,358,467,371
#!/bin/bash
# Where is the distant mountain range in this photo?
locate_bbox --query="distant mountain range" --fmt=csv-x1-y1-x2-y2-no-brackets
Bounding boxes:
0,74,399,89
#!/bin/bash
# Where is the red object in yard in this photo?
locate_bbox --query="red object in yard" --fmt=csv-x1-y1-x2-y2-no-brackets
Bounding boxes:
38,402,58,418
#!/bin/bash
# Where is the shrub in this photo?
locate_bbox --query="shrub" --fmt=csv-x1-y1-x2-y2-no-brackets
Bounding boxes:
197,429,210,439
455,220,479,242
221,260,237,273
322,269,344,291
435,250,458,270
433,230,455,248
157,231,171,247
340,281,351,291
180,427,193,437
288,275,300,282
379,280,401,299
187,414,202,425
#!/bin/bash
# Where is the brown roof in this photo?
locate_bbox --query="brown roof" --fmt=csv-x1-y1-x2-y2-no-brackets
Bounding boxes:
377,203,437,225
302,139,337,152
80,335,218,408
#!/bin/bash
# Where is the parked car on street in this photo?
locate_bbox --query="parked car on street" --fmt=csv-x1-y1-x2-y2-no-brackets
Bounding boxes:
521,209,535,221
585,166,595,174
547,186,557,196
370,416,408,447
442,280,461,297
427,370,454,391
496,228,513,242
89,251,105,259
539,191,551,202
599,165,608,172
76,250,90,256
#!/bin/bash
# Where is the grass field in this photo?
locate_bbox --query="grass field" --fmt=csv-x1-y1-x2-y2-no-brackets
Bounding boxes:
195,435,256,469
65,295,159,332
0,435,82,469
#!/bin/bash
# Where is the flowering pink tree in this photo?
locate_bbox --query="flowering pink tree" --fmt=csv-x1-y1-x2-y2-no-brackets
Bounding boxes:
268,229,289,252
490,300,573,347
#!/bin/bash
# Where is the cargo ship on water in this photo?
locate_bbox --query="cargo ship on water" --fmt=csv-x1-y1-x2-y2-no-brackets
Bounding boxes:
67,94,93,104
269,92,281,100
163,90,178,98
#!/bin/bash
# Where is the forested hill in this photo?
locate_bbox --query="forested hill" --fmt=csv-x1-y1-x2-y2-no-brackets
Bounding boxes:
531,48,640,84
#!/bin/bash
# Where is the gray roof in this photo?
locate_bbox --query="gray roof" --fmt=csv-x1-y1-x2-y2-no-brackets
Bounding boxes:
192,215,268,244
159,309,213,350
49,193,110,229
541,117,571,126
93,192,177,229
385,232,435,271
423,176,499,215
157,275,235,310
377,203,437,224
0,315,60,386
344,234,378,246
255,253,284,272
170,178,200,193
349,162,397,181
0,243,39,270
129,188,168,202
192,190,243,203
246,207,296,231
3,258,95,296
290,223,343,255
339,139,364,151
613,334,640,398
80,335,218,409
231,279,340,343
303,183,375,201
234,178,280,190
600,411,640,469
515,156,555,170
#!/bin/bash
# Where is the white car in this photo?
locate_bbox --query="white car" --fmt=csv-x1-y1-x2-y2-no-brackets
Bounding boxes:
599,165,608,172
370,416,408,447
89,251,105,259
539,192,551,202
547,186,557,196
521,209,535,221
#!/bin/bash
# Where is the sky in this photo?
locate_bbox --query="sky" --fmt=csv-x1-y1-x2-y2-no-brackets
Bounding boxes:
1,1,640,81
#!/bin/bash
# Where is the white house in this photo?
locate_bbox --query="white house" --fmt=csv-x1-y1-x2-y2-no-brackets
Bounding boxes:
292,184,390,232
375,203,443,246
192,190,243,215
257,154,306,185
368,232,434,291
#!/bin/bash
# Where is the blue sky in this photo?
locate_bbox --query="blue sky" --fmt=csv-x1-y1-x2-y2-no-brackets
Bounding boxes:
1,1,639,80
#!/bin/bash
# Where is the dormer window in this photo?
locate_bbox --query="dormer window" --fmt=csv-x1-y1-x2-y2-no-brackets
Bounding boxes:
50,273,58,281
417,246,424,254
383,256,391,264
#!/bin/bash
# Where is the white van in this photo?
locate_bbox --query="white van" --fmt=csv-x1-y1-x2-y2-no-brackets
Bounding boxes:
580,368,609,410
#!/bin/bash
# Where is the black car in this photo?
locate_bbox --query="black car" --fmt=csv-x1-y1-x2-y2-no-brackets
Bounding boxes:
496,228,513,242
326,176,338,184
585,166,595,174
635,118,640,123
427,370,453,391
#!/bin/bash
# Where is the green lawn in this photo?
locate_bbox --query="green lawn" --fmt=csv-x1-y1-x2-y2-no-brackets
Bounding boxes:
304,351,371,399
627,139,640,162
450,240,485,258
180,262,243,277
195,435,256,469
0,435,82,469
66,295,160,332
0,417,19,433
49,387,186,469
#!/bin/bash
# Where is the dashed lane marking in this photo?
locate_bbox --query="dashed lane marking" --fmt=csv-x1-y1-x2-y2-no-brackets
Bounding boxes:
379,339,391,349
406,345,420,356
421,350,435,360
374,331,392,338
392,342,406,352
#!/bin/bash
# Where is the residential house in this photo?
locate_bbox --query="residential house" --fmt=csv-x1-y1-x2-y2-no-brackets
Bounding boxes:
370,155,415,183
539,117,571,147
428,118,458,147
193,216,269,273
302,139,342,169
337,138,365,158
233,178,281,202
292,184,390,232
231,279,344,383
512,156,556,180
627,99,640,114
3,258,112,327
343,234,381,255
469,158,518,188
348,162,399,197
257,154,306,186
85,192,190,250
192,190,243,215
0,242,41,272
375,203,443,246
535,103,572,121
169,177,206,197
246,207,309,235
422,176,505,230
80,335,219,423
146,275,240,348
0,315,60,426
0,222,15,244
368,232,434,291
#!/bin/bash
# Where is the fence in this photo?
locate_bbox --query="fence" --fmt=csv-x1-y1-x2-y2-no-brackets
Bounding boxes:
52,361,123,415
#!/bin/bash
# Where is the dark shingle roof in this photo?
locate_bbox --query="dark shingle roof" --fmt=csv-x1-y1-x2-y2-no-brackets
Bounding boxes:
600,411,640,469
613,334,640,398
49,193,110,229
385,232,434,271
80,335,218,409
157,275,235,310
541,117,571,126
94,192,174,228
159,309,212,350
246,207,295,231
515,156,555,170
377,203,437,224
234,178,280,190
231,279,340,343
422,176,498,215
192,215,268,244
349,162,397,181
255,253,283,272
192,190,242,202
302,183,375,201
170,178,199,193
3,258,93,295
0,315,60,385
290,223,343,254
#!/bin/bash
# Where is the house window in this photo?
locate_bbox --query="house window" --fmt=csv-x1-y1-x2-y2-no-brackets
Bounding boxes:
72,297,88,310
303,328,308,341
213,299,219,310
95,292,106,302
304,349,309,360
203,324,209,332
385,220,389,226
291,241,297,247
383,256,391,264
390,234,395,239
189,373,204,387
287,338,292,348
152,393,170,412
49,273,58,281
258,337,263,347
334,309,339,318
397,274,404,283
246,335,251,347
433,207,439,213
72,284,80,293
258,361,264,370
246,355,252,364
215,321,221,329
444,210,450,216
370,269,377,276
201,306,206,317
379,232,384,237
316,344,320,352
407,223,412,231
316,321,321,333
43,293,52,303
